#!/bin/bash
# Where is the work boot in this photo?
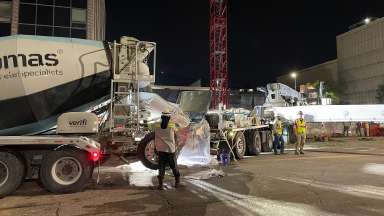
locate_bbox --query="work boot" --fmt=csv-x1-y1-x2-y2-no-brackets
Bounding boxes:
175,176,181,188
300,151,304,155
157,176,164,190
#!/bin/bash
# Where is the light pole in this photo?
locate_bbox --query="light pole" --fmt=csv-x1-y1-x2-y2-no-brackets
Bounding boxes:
290,72,297,91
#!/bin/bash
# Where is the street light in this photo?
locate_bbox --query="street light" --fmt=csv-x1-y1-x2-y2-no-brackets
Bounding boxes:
364,17,371,24
290,72,297,91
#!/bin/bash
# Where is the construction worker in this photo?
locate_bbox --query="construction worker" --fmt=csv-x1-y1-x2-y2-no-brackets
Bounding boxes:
273,115,285,155
154,111,180,190
294,111,306,155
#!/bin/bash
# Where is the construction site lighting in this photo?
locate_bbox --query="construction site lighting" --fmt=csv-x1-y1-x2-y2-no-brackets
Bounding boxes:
364,17,371,24
290,72,297,78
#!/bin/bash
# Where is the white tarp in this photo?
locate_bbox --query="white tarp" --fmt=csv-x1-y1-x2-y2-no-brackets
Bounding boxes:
271,105,384,123
177,120,212,166
139,92,212,166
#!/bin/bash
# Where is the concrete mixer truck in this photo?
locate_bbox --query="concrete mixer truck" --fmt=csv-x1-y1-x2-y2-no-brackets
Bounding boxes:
0,35,182,198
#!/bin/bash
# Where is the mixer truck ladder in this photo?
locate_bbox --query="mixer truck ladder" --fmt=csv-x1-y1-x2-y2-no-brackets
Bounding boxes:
109,37,156,151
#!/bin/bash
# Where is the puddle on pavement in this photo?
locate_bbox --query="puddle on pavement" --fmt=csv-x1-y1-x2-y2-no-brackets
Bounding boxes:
94,159,224,187
95,161,158,187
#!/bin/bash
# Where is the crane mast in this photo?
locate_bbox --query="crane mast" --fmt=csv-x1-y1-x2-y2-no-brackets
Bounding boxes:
209,0,229,109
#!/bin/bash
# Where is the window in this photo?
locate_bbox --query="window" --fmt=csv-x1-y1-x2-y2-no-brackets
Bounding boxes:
18,24,35,35
36,25,52,36
0,1,11,23
54,7,70,26
37,0,54,5
0,23,10,36
18,0,89,38
19,3,36,24
20,0,36,3
71,0,87,9
71,28,86,39
55,0,70,7
36,5,53,25
54,27,70,37
71,8,86,28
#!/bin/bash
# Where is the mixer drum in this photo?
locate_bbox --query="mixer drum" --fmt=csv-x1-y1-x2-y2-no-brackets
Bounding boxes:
0,35,111,135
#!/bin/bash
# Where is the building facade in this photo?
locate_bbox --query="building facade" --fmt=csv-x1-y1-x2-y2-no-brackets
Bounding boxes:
277,59,338,90
0,0,105,40
337,17,384,104
278,17,384,104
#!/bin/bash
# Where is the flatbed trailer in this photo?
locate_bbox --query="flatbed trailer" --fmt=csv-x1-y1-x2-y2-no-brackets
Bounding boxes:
0,135,101,198
208,120,273,159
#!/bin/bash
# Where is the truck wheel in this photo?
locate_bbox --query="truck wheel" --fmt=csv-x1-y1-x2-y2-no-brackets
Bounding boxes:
247,131,262,155
233,132,246,159
0,152,25,198
137,132,159,170
40,149,93,194
262,131,273,152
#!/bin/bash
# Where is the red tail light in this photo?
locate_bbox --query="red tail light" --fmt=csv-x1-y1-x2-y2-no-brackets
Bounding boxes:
91,152,101,162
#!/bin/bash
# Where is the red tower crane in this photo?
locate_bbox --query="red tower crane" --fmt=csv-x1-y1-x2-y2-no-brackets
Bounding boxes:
209,0,228,109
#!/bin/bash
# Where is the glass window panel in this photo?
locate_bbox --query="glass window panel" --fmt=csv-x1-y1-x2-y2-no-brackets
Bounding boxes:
71,22,85,28
36,5,53,25
71,8,86,24
20,0,36,3
54,7,70,26
18,24,35,35
54,27,69,37
36,25,52,36
0,1,11,23
37,0,54,5
71,28,85,39
0,23,10,36
71,0,87,9
55,0,70,7
19,4,36,24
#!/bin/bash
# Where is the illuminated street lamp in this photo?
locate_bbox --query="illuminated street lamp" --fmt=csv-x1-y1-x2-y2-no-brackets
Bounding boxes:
290,72,297,91
364,17,371,24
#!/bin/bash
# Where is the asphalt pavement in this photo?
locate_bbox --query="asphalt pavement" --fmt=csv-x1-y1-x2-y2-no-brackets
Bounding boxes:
1,137,384,216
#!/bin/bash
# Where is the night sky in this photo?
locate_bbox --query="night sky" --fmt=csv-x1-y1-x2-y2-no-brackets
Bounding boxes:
105,0,384,89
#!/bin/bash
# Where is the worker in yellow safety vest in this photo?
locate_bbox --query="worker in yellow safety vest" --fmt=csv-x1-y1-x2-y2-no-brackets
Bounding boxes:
294,111,307,155
273,115,285,155
153,111,181,190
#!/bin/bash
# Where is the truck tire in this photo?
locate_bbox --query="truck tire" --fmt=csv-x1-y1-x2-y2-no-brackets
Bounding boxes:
0,152,25,198
262,131,273,152
39,149,93,194
233,132,246,159
137,132,159,170
247,131,262,156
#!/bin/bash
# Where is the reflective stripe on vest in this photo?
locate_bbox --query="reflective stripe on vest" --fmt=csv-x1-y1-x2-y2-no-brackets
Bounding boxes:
154,122,175,129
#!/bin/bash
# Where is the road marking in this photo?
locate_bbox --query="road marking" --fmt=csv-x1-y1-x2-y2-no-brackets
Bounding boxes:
278,177,384,200
187,179,342,216
248,154,369,162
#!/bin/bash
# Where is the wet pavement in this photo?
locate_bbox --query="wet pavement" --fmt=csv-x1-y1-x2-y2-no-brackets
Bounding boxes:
1,137,384,216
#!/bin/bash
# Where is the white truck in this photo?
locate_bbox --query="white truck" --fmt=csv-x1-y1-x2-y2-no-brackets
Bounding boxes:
0,35,165,198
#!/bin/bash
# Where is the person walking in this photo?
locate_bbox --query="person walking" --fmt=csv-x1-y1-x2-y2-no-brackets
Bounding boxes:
343,122,350,137
295,111,307,155
355,122,362,137
154,111,181,190
273,115,285,155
